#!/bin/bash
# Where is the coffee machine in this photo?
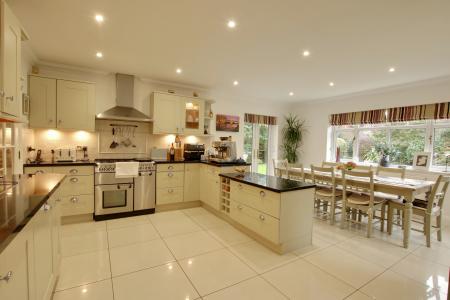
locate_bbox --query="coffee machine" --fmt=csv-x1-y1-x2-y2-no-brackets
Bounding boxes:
210,141,237,162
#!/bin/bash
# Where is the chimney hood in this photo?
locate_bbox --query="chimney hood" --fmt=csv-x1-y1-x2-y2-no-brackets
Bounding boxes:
96,74,152,122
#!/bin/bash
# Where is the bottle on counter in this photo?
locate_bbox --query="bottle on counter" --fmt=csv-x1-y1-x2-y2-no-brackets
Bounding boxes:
169,143,175,161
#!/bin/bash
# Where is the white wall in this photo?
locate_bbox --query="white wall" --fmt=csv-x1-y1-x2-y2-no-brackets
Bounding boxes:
292,76,450,166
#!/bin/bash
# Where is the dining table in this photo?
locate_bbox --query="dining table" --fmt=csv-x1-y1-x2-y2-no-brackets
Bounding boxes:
288,167,435,248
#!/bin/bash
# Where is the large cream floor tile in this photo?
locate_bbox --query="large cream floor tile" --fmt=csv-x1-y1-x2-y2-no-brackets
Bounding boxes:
182,207,211,217
413,243,450,267
109,239,174,277
56,250,111,291
361,270,446,300
179,248,256,296
60,221,106,237
263,259,355,300
292,236,331,257
113,263,199,300
391,254,449,293
106,215,150,230
336,235,410,268
53,279,113,300
61,230,108,257
206,224,252,246
188,212,229,229
164,230,224,259
228,240,298,273
150,211,203,237
313,222,357,244
108,223,160,248
203,277,287,300
304,246,384,289
345,291,373,300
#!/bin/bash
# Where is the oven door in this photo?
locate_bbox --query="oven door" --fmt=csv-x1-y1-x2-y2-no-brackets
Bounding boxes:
95,183,134,216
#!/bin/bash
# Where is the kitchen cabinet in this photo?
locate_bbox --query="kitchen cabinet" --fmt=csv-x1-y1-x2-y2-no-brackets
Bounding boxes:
28,76,96,131
156,163,185,205
0,0,23,118
49,194,62,276
29,76,57,128
181,98,204,135
184,163,200,202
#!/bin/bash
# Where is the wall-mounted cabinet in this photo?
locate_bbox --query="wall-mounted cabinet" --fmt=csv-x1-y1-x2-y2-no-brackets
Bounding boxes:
150,91,212,136
29,76,96,131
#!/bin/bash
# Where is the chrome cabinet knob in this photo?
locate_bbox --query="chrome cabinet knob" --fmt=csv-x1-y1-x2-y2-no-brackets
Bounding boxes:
0,271,13,282
168,166,174,170
168,172,174,177
70,177,79,183
35,170,44,174
69,169,78,174
260,191,266,197
259,215,265,221
71,197,78,203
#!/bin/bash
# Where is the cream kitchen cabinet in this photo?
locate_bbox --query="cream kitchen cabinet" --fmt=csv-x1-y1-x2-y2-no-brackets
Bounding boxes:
156,163,185,205
0,0,23,118
28,76,96,131
181,98,204,136
184,163,200,202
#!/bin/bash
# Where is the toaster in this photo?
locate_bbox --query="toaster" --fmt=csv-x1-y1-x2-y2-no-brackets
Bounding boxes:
55,148,76,162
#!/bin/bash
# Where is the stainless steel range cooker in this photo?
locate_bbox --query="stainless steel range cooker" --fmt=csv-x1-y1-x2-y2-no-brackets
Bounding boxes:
94,158,156,220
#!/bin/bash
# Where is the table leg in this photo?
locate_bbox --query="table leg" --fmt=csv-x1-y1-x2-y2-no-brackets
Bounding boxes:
403,198,412,249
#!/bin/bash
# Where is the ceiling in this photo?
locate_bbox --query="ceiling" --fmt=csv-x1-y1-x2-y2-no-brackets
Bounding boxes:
8,0,450,102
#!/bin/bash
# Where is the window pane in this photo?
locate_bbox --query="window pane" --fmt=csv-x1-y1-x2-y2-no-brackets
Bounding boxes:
358,130,388,163
336,131,354,160
390,128,426,166
243,123,253,163
433,127,450,166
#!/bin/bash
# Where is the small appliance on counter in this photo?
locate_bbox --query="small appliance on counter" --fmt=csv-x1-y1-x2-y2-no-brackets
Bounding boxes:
210,140,237,163
76,146,90,161
55,148,76,162
183,144,205,161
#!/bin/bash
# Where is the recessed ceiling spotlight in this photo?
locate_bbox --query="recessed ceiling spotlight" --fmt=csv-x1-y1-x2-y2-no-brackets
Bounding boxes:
289,92,294,96
227,20,236,28
95,14,104,23
389,67,396,73
176,68,182,74
96,51,103,58
233,80,239,86
302,50,310,57
329,82,335,87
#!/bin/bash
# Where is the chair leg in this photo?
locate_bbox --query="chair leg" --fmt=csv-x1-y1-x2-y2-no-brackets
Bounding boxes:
425,215,431,247
437,215,442,242
387,204,393,235
367,209,373,238
380,203,386,232
330,201,336,225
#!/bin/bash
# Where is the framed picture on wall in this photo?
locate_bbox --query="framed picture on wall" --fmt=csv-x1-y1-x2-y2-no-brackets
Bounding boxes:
413,152,431,170
216,114,240,132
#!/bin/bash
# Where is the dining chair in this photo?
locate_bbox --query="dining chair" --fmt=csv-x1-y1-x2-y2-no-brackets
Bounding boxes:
353,164,373,171
273,159,289,178
311,165,342,224
387,175,450,247
322,161,339,168
288,163,306,182
341,169,386,237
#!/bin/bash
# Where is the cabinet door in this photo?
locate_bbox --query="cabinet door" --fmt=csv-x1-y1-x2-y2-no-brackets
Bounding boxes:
56,80,95,131
33,203,54,300
152,93,181,134
29,76,57,128
0,2,21,117
24,166,53,175
58,175,94,197
0,230,31,300
184,163,200,202
181,99,204,135
49,195,62,276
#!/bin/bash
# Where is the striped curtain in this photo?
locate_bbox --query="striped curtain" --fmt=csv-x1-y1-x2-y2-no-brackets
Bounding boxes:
329,109,386,126
244,113,277,125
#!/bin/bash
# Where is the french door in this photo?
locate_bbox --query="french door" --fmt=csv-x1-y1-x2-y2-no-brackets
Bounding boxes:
244,123,270,174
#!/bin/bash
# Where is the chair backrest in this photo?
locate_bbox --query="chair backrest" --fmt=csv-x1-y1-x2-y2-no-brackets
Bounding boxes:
311,165,336,192
426,175,450,214
353,164,373,172
322,161,338,168
288,163,305,182
273,159,289,178
376,166,405,179
342,169,375,207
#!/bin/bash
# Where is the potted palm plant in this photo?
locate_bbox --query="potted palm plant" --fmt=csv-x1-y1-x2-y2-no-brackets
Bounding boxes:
281,114,305,163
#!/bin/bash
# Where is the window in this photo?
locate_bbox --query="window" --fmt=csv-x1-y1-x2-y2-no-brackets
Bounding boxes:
330,120,450,169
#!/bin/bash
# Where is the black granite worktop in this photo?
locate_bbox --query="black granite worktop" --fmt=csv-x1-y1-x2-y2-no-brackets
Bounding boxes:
0,173,66,252
23,160,96,167
154,159,251,167
220,172,315,193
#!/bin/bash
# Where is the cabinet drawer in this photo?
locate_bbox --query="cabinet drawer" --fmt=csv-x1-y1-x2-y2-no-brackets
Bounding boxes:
230,201,279,243
157,164,185,172
52,166,94,176
157,171,184,188
58,175,94,196
24,166,53,174
157,187,184,205
60,194,94,216
230,181,280,218
185,163,201,172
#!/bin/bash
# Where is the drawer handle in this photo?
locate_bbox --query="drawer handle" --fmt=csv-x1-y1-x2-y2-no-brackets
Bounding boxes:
168,173,174,177
237,205,243,210
35,170,44,174
70,177,79,183
43,203,51,211
260,191,266,197
259,214,265,221
168,189,174,193
71,197,79,203
0,271,13,282
168,166,174,170
69,169,78,174
238,184,243,189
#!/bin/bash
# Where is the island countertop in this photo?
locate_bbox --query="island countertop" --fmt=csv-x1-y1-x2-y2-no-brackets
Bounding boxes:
0,173,66,252
219,172,315,193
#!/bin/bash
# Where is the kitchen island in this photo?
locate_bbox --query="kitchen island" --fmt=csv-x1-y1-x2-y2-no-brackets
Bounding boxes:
217,172,315,254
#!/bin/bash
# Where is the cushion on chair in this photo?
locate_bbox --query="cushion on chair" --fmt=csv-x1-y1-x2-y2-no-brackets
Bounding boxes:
347,193,385,205
315,187,343,197
412,199,428,208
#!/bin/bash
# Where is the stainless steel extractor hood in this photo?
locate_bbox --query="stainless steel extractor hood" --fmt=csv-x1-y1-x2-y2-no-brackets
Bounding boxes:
96,74,152,122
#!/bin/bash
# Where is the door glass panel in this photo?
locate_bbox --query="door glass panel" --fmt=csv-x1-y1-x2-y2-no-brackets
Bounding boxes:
103,190,127,208
243,123,253,164
257,124,269,174
185,102,199,129
243,122,270,175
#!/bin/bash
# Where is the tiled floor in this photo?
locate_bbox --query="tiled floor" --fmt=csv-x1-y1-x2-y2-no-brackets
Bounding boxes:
53,207,450,300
